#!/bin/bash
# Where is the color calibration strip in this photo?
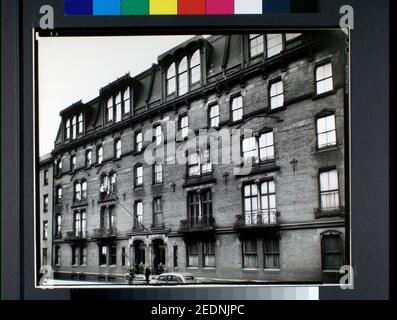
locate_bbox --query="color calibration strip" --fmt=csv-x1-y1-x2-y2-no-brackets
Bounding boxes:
64,0,319,16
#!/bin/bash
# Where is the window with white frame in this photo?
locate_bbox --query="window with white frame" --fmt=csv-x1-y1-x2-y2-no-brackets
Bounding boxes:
243,239,258,268
166,63,176,95
72,116,77,139
187,148,211,177
78,113,83,134
316,62,333,95
43,194,49,212
135,201,143,228
74,210,87,237
74,182,81,201
187,241,199,267
267,34,283,57
242,131,275,162
190,50,201,84
43,221,48,240
65,119,70,140
154,124,162,146
115,92,122,123
209,103,220,128
231,95,243,122
135,131,143,152
319,169,340,211
107,97,113,122
264,238,280,269
203,241,215,267
115,138,122,159
317,113,337,149
74,180,87,201
179,115,189,139
86,150,92,167
178,57,189,96
123,87,131,114
56,186,62,204
55,214,62,236
71,155,77,172
135,165,143,187
153,197,163,227
97,145,103,164
270,80,284,109
154,162,163,184
249,34,264,57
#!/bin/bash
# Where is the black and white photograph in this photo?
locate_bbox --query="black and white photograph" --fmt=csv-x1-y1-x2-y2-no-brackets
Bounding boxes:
36,30,350,287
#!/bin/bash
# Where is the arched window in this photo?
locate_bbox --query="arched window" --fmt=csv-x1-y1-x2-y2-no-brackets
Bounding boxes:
72,116,77,139
178,57,188,96
123,87,131,114
166,63,176,95
107,97,113,122
65,119,70,140
190,50,201,84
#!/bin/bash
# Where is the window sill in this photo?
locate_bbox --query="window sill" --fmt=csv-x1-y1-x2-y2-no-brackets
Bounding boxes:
266,105,286,114
315,145,338,154
187,267,199,270
203,267,216,270
243,268,259,272
134,185,144,190
314,207,345,219
228,119,244,127
312,89,337,100
132,150,144,156
263,268,280,272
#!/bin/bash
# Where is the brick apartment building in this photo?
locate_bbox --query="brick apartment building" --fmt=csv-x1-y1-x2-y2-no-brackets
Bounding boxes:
44,31,348,284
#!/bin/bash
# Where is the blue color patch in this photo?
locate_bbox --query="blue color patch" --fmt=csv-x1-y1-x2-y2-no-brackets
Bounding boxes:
264,0,291,13
64,0,93,15
93,0,121,15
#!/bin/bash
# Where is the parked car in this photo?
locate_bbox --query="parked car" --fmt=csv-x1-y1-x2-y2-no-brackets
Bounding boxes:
152,273,198,285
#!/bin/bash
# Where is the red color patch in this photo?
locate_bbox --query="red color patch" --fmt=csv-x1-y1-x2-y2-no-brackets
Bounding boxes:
178,0,206,15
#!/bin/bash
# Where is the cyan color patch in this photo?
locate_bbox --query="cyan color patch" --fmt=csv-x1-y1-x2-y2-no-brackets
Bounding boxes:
93,0,121,15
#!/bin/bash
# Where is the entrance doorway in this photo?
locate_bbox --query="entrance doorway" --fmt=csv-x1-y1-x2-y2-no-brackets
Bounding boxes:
152,239,166,274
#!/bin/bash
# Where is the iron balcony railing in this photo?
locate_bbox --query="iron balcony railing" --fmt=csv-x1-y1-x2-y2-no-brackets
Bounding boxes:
235,210,280,228
92,227,117,239
179,216,216,233
99,186,118,202
64,230,87,241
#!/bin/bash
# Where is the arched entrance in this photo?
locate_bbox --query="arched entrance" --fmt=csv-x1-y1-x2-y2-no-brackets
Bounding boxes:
152,239,166,275
133,240,146,274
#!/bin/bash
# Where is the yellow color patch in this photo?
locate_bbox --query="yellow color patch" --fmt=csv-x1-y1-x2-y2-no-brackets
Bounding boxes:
150,0,177,15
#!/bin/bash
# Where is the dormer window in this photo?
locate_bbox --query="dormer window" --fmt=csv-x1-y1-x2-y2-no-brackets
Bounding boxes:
107,97,113,122
72,116,77,139
249,34,264,58
78,113,84,134
267,34,283,58
178,57,189,96
65,120,70,140
166,63,176,95
115,93,122,123
123,87,131,115
190,50,201,84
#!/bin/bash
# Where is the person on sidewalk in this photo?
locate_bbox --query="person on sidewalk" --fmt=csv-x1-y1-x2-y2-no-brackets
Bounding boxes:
145,265,151,285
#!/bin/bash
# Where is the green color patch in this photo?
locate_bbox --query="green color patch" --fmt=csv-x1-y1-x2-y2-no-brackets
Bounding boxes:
122,0,149,15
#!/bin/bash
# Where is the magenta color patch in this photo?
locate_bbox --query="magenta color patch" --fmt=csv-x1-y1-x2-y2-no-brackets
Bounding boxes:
206,0,234,14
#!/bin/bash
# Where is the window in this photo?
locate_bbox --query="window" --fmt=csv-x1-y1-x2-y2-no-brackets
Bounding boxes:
43,221,48,240
267,34,283,58
42,248,48,266
153,162,163,184
115,138,122,159
178,57,188,95
72,246,79,266
209,103,220,128
135,201,143,228
43,170,48,186
135,131,143,152
55,214,62,236
71,155,77,172
322,232,343,270
179,115,189,139
100,206,115,229
264,238,280,269
242,131,275,162
190,50,201,84
86,150,92,167
231,95,243,122
110,244,117,265
54,246,61,266
100,173,116,196
243,239,258,268
166,63,176,95
319,169,340,211
188,189,213,224
153,197,163,227
115,92,122,123
316,62,333,95
121,247,126,267
154,125,162,146
72,246,86,266
110,172,117,193
56,186,62,204
135,165,143,187
43,195,49,212
173,246,178,268
56,158,62,176
107,97,113,122
243,181,277,225
203,241,215,267
270,80,284,109
78,113,83,134
187,242,199,267
72,116,77,139
82,180,87,200
74,210,86,237
285,33,302,41
97,145,103,164
249,34,264,57
74,182,81,201
187,148,211,177
123,87,131,114
99,245,107,266
65,119,70,140
317,114,337,149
